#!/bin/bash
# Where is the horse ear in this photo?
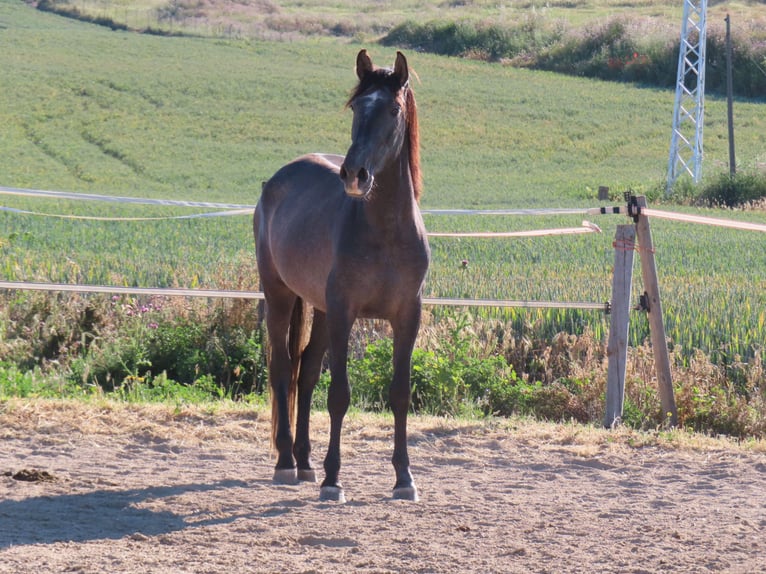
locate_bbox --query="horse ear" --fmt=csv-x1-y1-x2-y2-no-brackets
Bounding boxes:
394,51,409,88
356,49,374,80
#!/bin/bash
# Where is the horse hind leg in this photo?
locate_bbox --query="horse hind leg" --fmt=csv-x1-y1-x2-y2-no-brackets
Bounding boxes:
266,292,301,485
293,309,328,482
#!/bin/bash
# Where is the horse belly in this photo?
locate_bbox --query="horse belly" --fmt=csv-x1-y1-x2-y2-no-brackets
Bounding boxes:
270,211,335,312
275,253,330,312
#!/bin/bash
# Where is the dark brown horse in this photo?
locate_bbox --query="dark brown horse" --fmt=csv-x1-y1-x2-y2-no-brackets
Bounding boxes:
253,50,429,502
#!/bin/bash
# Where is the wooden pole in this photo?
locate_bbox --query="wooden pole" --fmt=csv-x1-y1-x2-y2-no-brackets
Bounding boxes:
604,225,636,428
725,14,736,177
634,196,677,426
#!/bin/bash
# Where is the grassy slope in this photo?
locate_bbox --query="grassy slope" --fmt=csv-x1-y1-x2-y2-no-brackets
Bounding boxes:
1,0,765,360
4,1,766,207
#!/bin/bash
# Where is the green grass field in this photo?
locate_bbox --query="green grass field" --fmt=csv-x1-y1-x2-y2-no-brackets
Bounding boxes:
1,0,765,366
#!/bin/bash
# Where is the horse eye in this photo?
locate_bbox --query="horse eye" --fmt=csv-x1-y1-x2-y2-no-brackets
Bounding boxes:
391,105,401,116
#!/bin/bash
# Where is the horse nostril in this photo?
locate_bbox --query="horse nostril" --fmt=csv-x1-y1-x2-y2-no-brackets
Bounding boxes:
339,165,348,181
358,168,369,183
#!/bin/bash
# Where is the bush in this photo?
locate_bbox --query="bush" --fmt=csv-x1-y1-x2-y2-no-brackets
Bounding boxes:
346,316,515,417
36,0,128,31
4,293,765,438
705,29,766,99
382,18,563,62
1,291,267,399
344,314,592,420
699,171,766,207
674,350,766,438
383,16,766,98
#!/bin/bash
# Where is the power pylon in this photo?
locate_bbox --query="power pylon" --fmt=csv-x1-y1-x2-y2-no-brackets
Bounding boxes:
666,0,708,194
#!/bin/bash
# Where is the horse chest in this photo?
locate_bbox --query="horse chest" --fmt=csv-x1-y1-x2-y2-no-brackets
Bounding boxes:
330,232,429,317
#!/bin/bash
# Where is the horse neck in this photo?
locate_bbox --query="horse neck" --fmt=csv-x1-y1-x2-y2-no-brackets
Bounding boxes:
363,142,420,231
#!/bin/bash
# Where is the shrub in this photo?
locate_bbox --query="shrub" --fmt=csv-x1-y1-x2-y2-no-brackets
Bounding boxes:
383,16,766,97
346,315,518,416
699,171,766,207
36,0,128,31
0,291,267,398
382,18,563,62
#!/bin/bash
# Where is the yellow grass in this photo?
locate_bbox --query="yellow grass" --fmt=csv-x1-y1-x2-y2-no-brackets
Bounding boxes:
2,397,763,454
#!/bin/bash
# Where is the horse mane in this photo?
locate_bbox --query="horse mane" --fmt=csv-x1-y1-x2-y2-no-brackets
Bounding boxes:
346,70,422,203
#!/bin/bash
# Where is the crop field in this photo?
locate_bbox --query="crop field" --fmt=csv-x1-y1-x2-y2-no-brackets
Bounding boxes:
1,0,765,364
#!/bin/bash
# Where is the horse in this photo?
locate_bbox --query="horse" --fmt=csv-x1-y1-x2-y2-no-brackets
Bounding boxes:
253,49,429,502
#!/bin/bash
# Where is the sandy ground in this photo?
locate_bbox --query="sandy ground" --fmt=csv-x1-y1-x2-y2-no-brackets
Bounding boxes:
1,400,765,574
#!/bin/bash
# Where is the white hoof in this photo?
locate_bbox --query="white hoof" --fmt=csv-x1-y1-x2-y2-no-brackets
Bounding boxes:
319,486,346,503
273,468,299,485
297,468,317,483
393,485,419,501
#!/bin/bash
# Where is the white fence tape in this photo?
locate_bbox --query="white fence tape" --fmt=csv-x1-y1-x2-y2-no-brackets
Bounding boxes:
0,281,609,311
0,206,253,221
0,281,263,299
641,207,766,233
429,221,601,237
0,186,254,209
1,186,761,309
0,186,594,216
423,208,590,216
3,186,765,234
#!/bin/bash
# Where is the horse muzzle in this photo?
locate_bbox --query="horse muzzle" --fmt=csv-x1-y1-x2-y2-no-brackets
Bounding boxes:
339,164,374,198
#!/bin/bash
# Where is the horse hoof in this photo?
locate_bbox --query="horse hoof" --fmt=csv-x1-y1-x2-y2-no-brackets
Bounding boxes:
319,486,346,503
297,468,317,483
392,485,419,502
273,468,299,485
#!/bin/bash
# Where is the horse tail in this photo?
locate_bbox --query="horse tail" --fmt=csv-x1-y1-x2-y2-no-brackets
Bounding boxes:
270,297,309,449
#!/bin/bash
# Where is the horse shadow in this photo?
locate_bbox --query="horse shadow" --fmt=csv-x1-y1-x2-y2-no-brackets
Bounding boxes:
0,479,255,548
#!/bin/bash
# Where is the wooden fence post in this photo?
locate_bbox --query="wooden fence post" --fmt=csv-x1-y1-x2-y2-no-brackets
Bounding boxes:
604,224,635,428
634,196,678,427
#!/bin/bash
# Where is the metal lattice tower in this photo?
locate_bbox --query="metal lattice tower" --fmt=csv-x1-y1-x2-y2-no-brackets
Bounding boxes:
666,0,708,194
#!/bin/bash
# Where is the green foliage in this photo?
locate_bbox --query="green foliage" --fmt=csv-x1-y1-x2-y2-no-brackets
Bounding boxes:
699,171,766,208
384,16,766,98
36,0,128,31
345,315,515,416
704,30,766,99
112,372,226,403
66,307,269,397
0,361,87,399
345,314,589,421
0,290,268,399
673,351,766,438
383,18,563,61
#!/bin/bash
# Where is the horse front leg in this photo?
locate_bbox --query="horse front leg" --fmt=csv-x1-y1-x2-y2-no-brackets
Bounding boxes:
320,305,354,503
389,303,422,501
293,310,328,482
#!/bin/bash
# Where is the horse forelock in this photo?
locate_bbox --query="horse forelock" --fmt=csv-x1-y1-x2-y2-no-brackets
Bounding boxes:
346,67,401,106
346,69,422,203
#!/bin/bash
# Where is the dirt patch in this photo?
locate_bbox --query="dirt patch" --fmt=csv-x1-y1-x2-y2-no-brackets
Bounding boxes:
1,399,765,573
5,469,57,482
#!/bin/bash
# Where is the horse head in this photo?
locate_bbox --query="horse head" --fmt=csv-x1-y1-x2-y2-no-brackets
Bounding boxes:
339,50,413,199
